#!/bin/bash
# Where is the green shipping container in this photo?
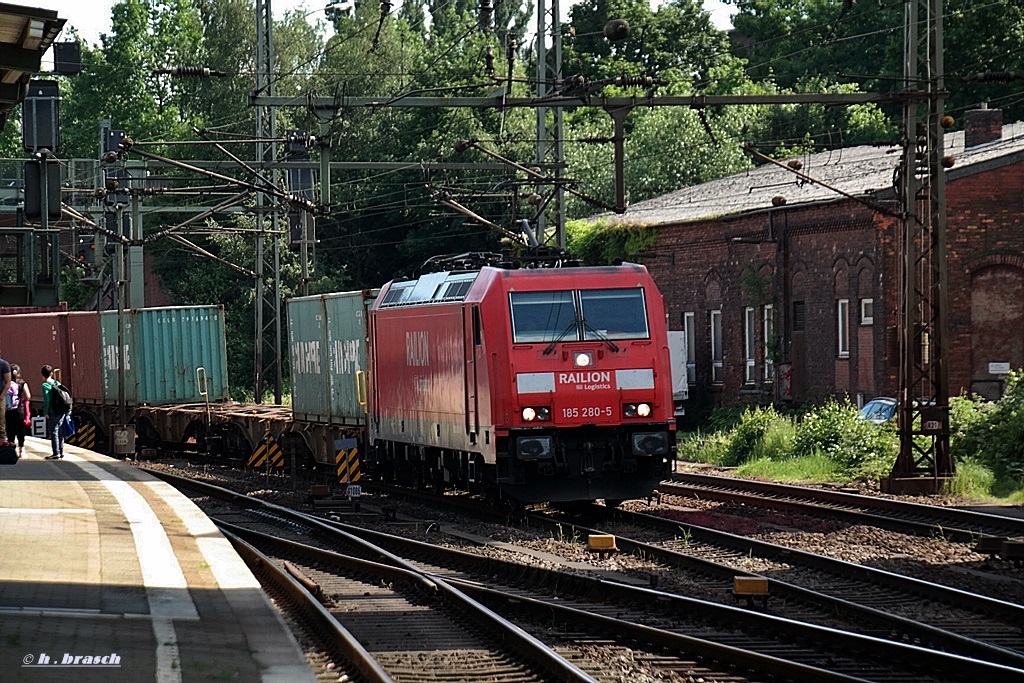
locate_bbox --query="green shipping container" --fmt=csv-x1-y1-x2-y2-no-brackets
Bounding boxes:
287,290,375,425
100,306,230,405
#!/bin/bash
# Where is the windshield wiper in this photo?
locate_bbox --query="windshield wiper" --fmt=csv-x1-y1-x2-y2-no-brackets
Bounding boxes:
543,319,579,355
581,318,620,353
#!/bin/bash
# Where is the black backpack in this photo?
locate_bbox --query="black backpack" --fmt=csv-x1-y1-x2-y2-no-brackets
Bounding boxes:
50,381,73,414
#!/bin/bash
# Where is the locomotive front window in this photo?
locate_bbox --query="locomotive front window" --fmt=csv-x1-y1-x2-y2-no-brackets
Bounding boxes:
580,288,649,340
510,290,577,343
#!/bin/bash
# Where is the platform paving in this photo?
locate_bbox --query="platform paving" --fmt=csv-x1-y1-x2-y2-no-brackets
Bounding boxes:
0,437,316,683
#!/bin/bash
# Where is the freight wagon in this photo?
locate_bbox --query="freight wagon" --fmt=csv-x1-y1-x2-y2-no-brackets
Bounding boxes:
0,306,229,450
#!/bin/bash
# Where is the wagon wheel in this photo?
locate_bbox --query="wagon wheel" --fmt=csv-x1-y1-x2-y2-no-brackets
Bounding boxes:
133,417,163,452
181,420,208,453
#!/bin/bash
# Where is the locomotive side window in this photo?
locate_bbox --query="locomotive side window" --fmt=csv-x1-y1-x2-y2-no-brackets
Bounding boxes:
580,288,649,340
381,282,414,306
510,291,576,343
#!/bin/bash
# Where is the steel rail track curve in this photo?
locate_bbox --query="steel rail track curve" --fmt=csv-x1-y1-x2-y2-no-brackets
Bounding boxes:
664,471,1024,542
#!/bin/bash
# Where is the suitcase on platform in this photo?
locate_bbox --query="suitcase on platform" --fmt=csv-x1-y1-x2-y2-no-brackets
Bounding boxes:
0,442,17,465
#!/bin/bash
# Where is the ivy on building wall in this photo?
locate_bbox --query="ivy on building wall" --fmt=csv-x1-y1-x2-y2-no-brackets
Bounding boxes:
566,219,659,266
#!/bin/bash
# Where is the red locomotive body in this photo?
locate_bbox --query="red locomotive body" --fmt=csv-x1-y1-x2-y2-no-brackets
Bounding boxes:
368,264,675,503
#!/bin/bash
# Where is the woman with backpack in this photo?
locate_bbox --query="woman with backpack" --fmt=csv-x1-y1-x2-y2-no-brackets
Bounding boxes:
6,364,30,458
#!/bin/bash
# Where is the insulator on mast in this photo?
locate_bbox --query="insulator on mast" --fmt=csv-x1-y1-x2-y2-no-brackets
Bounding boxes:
479,0,493,30
485,46,495,80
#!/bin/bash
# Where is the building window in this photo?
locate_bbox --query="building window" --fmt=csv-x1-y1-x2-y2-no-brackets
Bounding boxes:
744,307,756,384
793,300,805,331
861,298,874,325
683,311,695,384
710,309,723,383
763,304,775,381
838,299,850,358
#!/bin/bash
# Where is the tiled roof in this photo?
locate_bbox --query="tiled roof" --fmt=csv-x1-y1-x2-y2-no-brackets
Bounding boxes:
597,121,1024,226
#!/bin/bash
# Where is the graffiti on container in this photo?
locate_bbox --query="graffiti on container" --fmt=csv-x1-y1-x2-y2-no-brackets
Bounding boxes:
331,339,362,374
292,340,321,374
102,344,132,370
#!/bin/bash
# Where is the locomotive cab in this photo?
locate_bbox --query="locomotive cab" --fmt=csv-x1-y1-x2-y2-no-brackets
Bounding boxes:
500,275,675,502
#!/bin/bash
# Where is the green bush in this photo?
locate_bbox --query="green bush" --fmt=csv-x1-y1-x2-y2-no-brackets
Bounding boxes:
792,399,898,475
750,416,797,461
943,457,997,500
724,406,792,466
677,430,732,464
951,372,1024,481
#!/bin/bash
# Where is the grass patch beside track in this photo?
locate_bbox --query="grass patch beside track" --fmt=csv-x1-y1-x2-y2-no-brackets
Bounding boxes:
678,384,1024,502
734,454,846,483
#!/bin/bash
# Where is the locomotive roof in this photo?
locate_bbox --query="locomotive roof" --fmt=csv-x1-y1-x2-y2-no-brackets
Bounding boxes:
377,264,651,308
378,270,481,308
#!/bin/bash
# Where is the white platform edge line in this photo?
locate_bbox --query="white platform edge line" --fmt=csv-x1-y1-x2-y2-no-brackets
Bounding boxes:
66,455,192,683
143,480,319,683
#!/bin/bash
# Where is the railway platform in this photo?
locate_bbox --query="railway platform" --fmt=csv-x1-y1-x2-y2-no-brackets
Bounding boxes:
0,438,316,683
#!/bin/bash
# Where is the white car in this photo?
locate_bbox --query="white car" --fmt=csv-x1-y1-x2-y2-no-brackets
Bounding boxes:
860,397,897,424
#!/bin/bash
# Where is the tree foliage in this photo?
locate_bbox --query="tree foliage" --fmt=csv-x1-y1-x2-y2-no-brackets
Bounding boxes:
11,0,1018,393
727,0,1024,123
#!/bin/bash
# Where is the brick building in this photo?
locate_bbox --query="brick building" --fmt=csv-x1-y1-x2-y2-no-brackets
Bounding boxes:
602,109,1024,408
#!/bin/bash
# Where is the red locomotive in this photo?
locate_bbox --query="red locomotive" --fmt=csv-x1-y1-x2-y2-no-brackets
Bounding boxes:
367,263,676,503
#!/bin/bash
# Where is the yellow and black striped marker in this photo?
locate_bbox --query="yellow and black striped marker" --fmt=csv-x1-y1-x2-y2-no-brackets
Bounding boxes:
248,430,284,468
336,447,361,483
66,423,97,450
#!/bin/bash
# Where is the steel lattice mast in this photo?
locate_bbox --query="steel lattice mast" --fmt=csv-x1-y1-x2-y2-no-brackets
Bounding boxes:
254,0,282,403
535,0,566,249
890,0,953,492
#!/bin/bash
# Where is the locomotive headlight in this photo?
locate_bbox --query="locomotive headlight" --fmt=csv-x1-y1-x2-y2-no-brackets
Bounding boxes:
624,403,637,418
573,351,594,368
637,403,652,417
522,406,551,422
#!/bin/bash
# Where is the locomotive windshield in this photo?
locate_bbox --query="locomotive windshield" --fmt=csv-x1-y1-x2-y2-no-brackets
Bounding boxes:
509,291,577,342
580,288,649,340
510,288,649,343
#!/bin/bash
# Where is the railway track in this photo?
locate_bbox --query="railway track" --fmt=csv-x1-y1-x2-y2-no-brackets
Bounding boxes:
148,468,1024,682
355,481,1024,671
663,471,1024,543
224,524,580,683
589,504,1024,659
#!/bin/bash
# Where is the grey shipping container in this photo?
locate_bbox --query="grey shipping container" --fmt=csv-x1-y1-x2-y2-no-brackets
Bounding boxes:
100,306,229,405
287,290,376,425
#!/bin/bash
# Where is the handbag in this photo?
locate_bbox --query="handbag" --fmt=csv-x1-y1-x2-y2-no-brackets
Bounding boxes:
61,413,76,438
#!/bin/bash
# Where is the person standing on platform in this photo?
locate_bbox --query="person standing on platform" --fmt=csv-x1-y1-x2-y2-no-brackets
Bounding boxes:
6,364,29,458
0,357,10,444
41,365,68,460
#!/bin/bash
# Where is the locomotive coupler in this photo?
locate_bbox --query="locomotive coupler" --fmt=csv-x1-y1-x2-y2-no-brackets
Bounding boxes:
582,441,595,474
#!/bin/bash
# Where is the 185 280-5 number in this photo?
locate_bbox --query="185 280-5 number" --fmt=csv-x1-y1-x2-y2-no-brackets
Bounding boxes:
562,406,613,418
